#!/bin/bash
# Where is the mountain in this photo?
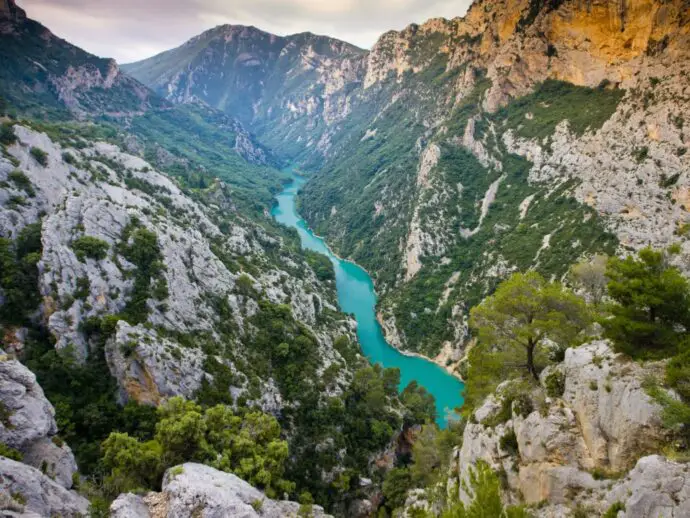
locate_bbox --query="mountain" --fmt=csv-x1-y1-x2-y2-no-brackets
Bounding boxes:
128,0,690,364
2,0,690,517
0,0,162,118
123,25,367,161
0,1,434,515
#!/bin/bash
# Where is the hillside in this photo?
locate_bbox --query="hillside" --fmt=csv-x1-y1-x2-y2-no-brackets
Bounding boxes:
1,0,690,516
127,0,690,365
123,25,366,162
0,1,438,514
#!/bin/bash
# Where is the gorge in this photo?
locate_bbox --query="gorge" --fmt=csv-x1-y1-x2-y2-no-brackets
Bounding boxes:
1,0,689,516
272,173,465,427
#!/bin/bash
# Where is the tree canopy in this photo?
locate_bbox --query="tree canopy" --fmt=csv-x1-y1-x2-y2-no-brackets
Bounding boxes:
101,397,293,498
602,247,690,358
470,271,591,380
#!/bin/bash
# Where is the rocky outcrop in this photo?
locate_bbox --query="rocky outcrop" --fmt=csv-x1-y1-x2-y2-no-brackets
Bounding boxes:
111,463,332,518
0,352,78,489
0,457,89,517
452,341,685,516
604,455,690,518
1,123,355,424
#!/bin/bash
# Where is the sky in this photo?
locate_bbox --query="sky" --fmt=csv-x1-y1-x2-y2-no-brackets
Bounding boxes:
16,0,473,64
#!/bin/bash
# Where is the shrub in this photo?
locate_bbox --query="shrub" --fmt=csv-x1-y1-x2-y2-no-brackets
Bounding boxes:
72,236,109,261
512,393,534,418
499,429,519,455
29,147,49,166
0,122,17,145
632,146,649,163
8,170,34,196
544,369,565,398
0,442,23,461
602,502,625,518
74,276,91,300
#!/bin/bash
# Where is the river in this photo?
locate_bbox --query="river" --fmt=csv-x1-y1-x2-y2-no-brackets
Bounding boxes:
271,174,464,427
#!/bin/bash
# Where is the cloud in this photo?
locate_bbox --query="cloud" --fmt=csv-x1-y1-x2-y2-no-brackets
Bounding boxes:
16,0,472,63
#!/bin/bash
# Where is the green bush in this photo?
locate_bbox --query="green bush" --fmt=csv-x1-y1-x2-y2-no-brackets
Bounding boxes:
0,122,17,145
0,222,43,325
544,369,565,398
0,442,23,461
602,247,690,359
8,170,35,197
602,501,625,518
101,397,294,498
499,428,519,455
29,146,49,166
72,236,109,261
119,222,164,324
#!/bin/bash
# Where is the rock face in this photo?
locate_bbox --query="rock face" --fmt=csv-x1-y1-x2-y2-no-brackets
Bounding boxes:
0,0,159,116
0,352,78,489
451,341,687,516
128,0,690,364
0,123,354,416
111,463,332,518
0,456,89,517
123,26,366,161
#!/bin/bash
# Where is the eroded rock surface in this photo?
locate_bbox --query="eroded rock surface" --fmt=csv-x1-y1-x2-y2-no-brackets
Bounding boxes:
0,352,78,489
111,463,332,518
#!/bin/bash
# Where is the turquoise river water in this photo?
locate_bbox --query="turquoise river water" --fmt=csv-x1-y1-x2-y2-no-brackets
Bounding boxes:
271,174,464,427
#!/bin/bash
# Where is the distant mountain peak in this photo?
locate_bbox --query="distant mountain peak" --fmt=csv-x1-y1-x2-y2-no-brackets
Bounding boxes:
0,0,26,27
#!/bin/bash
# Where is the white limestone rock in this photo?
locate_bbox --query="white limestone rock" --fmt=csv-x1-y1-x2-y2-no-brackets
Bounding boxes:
0,356,56,449
562,341,668,470
604,455,690,518
111,463,332,518
0,354,79,489
0,457,89,517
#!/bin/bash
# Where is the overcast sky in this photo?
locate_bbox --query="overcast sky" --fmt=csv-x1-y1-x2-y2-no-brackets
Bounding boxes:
17,0,473,64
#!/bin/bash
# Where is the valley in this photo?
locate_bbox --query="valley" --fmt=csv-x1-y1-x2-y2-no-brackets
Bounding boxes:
1,0,689,516
272,173,465,427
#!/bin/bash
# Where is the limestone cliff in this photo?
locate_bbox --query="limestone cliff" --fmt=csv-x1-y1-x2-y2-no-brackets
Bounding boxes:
128,0,689,363
402,341,689,517
0,124,355,412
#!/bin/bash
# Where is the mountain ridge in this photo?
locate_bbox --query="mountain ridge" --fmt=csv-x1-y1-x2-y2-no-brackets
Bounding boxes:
126,0,690,364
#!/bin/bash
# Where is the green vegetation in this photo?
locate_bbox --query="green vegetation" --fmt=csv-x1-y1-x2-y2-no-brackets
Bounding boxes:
433,461,531,518
602,502,625,518
101,397,293,498
24,326,158,475
118,218,165,324
0,222,43,326
304,250,335,281
0,442,23,461
72,236,109,261
470,272,591,381
0,122,17,145
29,146,48,166
491,79,625,142
8,170,35,197
602,247,690,359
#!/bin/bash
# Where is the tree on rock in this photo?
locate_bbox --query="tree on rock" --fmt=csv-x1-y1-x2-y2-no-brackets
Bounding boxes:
602,247,690,359
470,272,591,381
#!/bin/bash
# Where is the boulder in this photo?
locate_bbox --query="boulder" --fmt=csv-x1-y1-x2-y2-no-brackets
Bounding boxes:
604,455,690,518
0,456,89,517
111,463,333,518
0,353,78,489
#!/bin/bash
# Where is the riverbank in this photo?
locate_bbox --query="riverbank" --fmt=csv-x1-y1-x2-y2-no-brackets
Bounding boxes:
272,173,465,427
377,311,464,382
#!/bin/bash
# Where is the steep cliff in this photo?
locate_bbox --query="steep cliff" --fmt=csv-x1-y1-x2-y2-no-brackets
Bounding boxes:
445,341,689,517
128,0,690,366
